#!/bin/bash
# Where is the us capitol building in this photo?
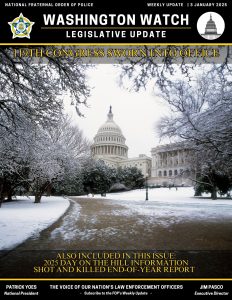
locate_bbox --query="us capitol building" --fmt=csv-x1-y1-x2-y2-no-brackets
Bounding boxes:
201,14,221,40
91,107,192,186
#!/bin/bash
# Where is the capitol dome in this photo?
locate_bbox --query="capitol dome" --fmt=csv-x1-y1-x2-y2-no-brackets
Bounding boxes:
91,106,128,160
205,14,217,34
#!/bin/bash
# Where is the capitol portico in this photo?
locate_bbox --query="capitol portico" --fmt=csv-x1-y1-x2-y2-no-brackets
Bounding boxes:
149,143,193,186
91,107,193,185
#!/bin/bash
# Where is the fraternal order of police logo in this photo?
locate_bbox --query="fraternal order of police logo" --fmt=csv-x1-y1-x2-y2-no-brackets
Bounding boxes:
8,13,34,39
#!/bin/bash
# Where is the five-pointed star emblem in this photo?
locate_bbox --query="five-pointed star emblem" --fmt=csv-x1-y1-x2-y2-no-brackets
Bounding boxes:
8,13,34,39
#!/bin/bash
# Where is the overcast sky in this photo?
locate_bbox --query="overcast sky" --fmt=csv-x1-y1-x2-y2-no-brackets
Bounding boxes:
65,64,170,157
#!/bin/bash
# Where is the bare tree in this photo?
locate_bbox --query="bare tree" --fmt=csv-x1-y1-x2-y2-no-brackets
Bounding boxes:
0,47,90,132
29,116,91,203
158,72,232,198
0,112,90,205
120,46,232,92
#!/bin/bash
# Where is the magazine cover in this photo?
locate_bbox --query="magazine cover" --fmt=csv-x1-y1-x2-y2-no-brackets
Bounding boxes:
0,0,231,297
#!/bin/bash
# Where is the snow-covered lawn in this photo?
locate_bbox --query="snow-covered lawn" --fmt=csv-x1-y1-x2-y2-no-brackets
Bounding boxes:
92,187,232,225
102,187,224,202
0,196,69,250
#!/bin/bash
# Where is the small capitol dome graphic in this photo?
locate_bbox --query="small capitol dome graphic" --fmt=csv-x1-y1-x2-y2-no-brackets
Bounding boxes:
197,12,225,40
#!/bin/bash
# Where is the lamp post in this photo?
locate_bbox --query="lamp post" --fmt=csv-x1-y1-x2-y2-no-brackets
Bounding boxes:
145,173,149,201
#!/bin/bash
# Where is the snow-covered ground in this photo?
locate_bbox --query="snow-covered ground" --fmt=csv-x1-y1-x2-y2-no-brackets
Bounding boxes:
51,199,81,241
90,187,232,226
1,189,231,251
101,187,225,203
0,196,69,250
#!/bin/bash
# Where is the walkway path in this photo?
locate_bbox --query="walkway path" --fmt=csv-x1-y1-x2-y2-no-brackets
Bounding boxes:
1,197,232,277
